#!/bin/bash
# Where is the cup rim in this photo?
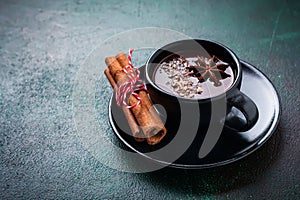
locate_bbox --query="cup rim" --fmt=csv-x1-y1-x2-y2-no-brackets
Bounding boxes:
145,39,242,102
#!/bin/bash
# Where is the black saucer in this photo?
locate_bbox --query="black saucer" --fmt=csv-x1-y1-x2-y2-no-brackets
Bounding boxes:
108,60,281,169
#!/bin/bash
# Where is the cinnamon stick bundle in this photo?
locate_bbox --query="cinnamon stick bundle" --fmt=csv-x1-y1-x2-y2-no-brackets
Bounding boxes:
105,53,167,145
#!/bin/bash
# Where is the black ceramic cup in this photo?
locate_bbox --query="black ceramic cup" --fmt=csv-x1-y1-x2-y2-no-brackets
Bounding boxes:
145,39,258,132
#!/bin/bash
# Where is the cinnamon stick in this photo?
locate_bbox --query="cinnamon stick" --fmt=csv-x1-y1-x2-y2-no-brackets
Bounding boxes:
105,54,167,145
115,53,167,145
104,69,145,142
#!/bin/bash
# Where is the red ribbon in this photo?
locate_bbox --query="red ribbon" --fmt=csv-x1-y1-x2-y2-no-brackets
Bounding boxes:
115,49,146,109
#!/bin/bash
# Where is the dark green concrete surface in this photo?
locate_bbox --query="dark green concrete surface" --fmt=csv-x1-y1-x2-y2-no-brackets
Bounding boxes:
1,0,299,199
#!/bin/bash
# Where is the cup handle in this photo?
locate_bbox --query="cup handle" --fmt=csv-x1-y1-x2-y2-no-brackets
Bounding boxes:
225,90,259,132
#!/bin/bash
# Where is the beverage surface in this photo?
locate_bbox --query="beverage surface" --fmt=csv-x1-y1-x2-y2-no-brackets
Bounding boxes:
153,54,234,99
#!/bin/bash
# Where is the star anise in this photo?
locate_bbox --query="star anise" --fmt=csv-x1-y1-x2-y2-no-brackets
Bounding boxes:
187,55,231,86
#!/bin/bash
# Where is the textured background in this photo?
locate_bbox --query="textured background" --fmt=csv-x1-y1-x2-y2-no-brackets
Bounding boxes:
1,0,299,199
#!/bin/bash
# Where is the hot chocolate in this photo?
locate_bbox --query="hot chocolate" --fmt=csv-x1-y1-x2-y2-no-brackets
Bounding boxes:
153,54,234,99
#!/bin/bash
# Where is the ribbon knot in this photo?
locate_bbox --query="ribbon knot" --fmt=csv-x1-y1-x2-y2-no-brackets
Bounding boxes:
116,49,146,109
